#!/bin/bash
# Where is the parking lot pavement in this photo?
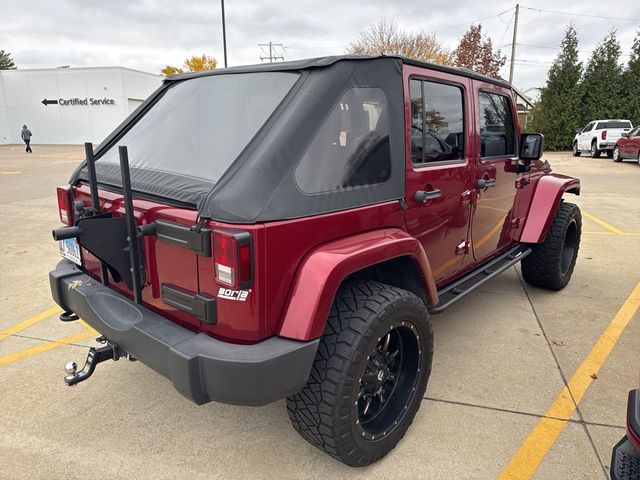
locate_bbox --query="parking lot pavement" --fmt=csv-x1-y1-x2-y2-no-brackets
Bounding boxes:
1,146,638,479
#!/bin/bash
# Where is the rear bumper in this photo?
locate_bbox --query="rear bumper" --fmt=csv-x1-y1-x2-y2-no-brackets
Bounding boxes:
598,141,616,150
611,390,640,480
49,259,319,406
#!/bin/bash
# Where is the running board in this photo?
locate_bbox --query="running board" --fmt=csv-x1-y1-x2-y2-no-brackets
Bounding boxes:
429,244,532,314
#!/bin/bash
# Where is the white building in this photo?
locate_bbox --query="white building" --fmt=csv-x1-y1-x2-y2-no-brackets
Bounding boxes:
0,67,162,145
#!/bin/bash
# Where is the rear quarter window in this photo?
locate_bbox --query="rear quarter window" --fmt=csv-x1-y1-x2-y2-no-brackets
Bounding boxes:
294,87,390,194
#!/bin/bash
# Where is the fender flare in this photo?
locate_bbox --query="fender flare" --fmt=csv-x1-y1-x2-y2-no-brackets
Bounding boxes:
277,228,438,341
519,174,581,244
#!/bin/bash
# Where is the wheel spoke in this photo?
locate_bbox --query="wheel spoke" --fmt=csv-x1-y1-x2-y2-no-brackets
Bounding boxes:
382,333,391,352
363,396,372,416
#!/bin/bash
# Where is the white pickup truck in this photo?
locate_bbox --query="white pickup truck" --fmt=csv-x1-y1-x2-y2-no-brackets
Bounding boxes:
573,119,634,158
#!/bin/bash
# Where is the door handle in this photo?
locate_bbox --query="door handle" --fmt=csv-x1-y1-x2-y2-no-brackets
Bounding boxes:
415,189,442,203
476,178,496,189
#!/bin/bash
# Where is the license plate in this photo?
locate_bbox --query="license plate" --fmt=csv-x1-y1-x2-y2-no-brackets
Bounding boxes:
59,238,82,266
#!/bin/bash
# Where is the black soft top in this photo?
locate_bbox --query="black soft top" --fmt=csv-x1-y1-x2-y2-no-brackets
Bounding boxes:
165,54,511,89
73,56,510,224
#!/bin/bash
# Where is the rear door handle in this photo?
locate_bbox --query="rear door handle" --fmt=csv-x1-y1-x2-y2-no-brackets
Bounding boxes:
415,189,442,203
477,178,496,189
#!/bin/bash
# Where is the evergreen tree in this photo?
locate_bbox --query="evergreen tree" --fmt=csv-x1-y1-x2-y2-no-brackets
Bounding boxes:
580,30,624,124
0,50,16,69
622,29,640,126
530,25,582,150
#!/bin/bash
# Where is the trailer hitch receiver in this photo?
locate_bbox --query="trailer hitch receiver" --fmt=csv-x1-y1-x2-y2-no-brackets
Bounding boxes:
64,343,123,386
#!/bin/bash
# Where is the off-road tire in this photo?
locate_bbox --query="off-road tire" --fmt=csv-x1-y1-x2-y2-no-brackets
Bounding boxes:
572,142,581,157
521,201,581,290
287,280,433,467
612,146,622,162
591,141,601,158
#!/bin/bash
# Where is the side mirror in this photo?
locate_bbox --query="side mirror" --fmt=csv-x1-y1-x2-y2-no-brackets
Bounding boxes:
520,133,544,161
576,129,582,135
621,132,629,138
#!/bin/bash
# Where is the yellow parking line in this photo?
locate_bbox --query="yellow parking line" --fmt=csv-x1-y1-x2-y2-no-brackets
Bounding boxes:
0,306,62,341
581,209,625,235
80,320,98,335
0,330,96,366
498,280,640,479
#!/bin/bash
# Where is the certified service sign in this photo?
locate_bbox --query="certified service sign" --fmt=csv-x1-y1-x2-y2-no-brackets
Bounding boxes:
41,97,116,106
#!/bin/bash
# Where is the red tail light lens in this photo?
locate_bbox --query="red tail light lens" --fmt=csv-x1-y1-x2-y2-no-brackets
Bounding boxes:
213,229,253,289
601,130,607,140
56,186,73,225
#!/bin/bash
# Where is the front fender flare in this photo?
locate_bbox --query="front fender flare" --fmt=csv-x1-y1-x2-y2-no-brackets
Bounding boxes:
519,174,581,244
277,228,438,341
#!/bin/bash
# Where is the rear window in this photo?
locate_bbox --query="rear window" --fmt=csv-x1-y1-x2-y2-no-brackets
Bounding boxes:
595,121,632,129
96,72,299,183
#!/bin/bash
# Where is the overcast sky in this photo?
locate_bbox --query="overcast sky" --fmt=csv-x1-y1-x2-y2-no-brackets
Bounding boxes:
2,0,639,93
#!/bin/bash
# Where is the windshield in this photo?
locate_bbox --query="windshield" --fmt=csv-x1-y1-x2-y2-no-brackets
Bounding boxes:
97,72,299,184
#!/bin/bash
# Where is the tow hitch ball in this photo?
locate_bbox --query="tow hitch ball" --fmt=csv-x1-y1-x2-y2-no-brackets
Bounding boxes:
64,341,124,386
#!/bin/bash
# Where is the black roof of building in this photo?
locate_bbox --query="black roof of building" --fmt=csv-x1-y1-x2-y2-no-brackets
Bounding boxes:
165,55,512,89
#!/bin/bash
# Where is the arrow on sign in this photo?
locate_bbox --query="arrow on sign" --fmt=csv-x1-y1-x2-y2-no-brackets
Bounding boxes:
41,98,58,106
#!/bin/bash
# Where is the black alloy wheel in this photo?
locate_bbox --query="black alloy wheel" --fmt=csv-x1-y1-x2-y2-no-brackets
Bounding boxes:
356,324,422,441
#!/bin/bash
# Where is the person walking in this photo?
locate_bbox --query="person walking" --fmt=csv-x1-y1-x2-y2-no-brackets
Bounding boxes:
21,125,33,153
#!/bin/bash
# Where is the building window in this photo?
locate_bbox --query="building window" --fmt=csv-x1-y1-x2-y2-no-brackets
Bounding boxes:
295,87,390,193
410,79,465,164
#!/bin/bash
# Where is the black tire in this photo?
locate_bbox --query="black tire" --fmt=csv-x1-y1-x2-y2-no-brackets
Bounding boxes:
287,280,433,467
637,150,640,166
572,142,581,157
591,141,601,158
612,146,622,162
521,202,581,290
606,149,614,158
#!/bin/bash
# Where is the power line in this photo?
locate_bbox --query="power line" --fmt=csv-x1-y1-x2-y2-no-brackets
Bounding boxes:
432,7,516,33
520,5,640,23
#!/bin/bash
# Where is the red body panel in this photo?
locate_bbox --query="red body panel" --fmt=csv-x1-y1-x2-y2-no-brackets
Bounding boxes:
618,133,640,158
469,79,520,262
278,228,437,340
402,66,475,285
518,174,581,243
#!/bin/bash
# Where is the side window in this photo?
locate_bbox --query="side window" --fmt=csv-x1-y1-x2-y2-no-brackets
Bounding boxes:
583,122,594,133
633,127,640,137
479,91,515,158
410,79,465,164
294,87,390,194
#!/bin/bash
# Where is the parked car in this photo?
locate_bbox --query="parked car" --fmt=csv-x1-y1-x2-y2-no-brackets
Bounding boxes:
613,126,640,165
573,119,634,158
49,56,582,466
611,389,640,480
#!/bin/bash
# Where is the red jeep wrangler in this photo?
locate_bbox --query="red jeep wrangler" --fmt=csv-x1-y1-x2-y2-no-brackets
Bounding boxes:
50,56,581,466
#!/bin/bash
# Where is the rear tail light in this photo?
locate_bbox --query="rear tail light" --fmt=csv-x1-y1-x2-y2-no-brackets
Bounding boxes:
56,186,73,225
601,130,607,140
213,229,253,289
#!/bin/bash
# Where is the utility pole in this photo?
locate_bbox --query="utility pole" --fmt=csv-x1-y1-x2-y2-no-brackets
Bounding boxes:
509,3,520,85
221,0,228,67
259,42,284,63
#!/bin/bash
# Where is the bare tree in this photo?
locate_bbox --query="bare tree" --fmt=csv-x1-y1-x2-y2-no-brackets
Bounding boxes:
348,20,453,65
